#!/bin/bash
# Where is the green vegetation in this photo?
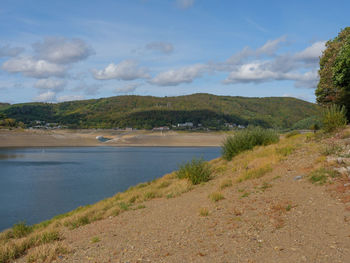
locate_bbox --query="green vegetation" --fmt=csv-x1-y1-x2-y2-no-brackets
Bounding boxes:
0,94,319,129
221,127,279,160
219,179,233,189
322,104,347,132
309,168,340,185
316,27,350,119
176,158,211,185
90,236,100,243
237,164,273,183
291,115,322,130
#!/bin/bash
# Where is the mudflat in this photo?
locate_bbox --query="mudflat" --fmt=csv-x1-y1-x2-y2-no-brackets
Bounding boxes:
0,129,227,147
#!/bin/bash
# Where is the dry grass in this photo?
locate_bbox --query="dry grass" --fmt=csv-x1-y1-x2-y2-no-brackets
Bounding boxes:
26,242,69,263
199,208,209,216
209,192,225,202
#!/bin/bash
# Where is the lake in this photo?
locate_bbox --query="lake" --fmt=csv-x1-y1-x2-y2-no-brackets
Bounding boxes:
0,147,220,231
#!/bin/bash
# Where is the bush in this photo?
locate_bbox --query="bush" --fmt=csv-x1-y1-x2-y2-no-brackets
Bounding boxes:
11,222,33,238
322,104,347,133
221,127,279,160
176,158,211,185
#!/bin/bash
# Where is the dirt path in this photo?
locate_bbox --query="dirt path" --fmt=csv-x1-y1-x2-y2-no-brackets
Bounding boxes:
49,134,350,263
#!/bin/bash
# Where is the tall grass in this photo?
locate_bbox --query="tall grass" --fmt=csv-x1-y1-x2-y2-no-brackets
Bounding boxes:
176,158,211,185
221,127,279,160
322,104,347,133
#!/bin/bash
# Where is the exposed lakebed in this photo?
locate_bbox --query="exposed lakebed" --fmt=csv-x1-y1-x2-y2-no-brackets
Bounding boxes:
0,146,220,231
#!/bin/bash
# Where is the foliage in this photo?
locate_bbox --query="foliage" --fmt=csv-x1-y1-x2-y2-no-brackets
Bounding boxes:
291,115,322,130
0,94,319,129
221,127,279,160
316,27,350,118
309,168,340,185
322,104,347,132
176,158,211,185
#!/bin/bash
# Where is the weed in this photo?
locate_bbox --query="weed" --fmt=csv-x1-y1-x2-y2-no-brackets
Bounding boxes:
176,158,211,185
209,192,224,202
220,179,233,190
91,236,100,243
199,208,209,216
144,191,157,200
276,146,295,157
128,195,138,204
286,204,292,211
261,182,272,191
309,169,328,185
118,202,130,211
240,192,250,198
65,215,90,229
237,164,272,182
136,204,146,209
221,127,279,161
321,143,343,155
157,181,171,189
11,222,33,239
322,104,347,133
166,193,174,199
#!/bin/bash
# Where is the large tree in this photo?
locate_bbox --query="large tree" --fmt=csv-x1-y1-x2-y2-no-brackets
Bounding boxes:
316,27,350,118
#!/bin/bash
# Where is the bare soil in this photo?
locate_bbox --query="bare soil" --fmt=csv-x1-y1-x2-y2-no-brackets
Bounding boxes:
0,129,226,147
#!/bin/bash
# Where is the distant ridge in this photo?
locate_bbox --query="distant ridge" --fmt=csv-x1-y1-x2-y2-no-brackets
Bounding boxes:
0,93,319,129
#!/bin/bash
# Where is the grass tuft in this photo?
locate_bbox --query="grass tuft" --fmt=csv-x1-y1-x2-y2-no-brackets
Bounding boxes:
221,127,279,161
199,208,209,216
176,158,211,185
209,192,224,202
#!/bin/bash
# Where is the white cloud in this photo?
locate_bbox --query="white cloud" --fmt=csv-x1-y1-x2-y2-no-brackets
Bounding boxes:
256,36,287,56
57,95,85,102
295,41,326,63
176,0,195,9
92,60,150,80
2,56,66,78
114,83,138,94
33,91,56,102
34,78,66,92
33,37,94,64
145,42,174,54
0,45,24,57
150,64,207,86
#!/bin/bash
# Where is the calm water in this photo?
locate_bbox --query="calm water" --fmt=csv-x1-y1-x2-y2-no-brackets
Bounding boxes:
0,147,220,231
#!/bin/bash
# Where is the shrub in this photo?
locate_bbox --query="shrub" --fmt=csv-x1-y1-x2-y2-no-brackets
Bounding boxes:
12,222,33,238
221,127,279,160
176,158,211,185
322,104,347,133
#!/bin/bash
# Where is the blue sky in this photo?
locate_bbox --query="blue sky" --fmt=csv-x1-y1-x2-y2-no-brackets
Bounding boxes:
0,0,348,104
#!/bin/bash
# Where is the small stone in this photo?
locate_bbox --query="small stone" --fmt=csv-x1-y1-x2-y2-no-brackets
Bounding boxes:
294,176,302,181
344,183,350,187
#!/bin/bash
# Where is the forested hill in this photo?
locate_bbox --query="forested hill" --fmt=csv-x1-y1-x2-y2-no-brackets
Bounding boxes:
0,94,319,129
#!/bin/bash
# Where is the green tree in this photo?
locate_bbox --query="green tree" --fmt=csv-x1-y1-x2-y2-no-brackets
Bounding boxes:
316,27,350,119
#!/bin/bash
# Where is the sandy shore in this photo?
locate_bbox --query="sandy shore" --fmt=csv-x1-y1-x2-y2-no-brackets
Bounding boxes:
0,129,228,147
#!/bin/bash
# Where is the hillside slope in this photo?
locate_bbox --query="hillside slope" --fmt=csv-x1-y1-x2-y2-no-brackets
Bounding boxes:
2,128,350,263
0,94,319,129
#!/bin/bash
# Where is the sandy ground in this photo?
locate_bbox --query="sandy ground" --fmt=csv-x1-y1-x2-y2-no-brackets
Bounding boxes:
0,129,227,147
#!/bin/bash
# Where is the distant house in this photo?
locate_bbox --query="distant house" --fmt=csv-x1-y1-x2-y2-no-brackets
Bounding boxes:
125,127,133,131
177,122,193,128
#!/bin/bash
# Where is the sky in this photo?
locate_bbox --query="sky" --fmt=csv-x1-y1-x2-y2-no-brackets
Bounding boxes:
0,0,349,104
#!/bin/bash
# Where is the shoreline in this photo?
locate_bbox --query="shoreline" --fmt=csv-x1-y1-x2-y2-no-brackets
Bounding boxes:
0,129,228,148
